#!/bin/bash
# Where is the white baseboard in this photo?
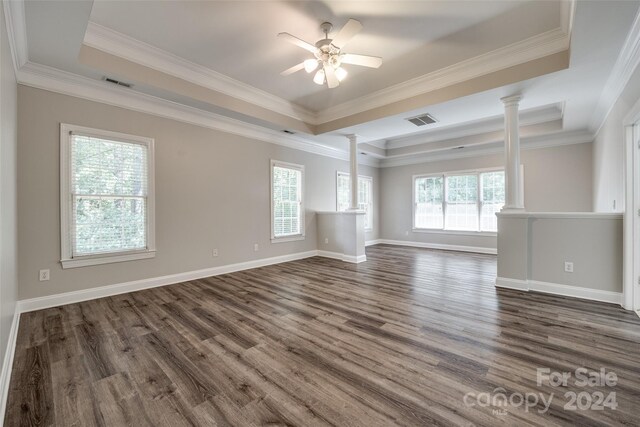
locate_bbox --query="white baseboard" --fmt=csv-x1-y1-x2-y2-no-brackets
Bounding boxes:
0,305,21,423
495,277,529,291
495,277,623,305
365,239,381,246
376,239,497,255
343,254,367,263
528,280,623,305
19,250,318,313
317,250,366,264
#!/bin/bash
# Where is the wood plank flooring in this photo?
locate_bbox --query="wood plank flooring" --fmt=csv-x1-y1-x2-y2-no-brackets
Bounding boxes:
4,245,640,426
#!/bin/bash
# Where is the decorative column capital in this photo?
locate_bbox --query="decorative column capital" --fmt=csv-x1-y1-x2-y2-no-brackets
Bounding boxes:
346,134,358,144
501,95,522,107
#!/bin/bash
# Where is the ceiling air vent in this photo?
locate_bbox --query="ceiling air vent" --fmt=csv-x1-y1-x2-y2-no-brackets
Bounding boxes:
406,113,437,127
103,77,133,88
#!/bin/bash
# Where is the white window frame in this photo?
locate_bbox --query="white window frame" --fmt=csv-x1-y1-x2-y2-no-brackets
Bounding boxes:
336,171,373,231
270,159,305,243
412,167,507,236
60,124,156,269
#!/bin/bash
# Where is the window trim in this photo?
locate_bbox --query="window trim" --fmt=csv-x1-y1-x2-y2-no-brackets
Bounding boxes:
270,159,305,243
412,167,505,234
335,171,373,231
60,123,156,269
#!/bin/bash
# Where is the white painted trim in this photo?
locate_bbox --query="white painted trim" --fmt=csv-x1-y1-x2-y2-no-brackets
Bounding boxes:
317,28,570,124
495,277,623,305
528,280,623,305
621,85,640,312
412,229,497,237
270,235,305,244
496,212,623,220
2,0,27,75
83,22,316,124
61,250,156,269
344,254,367,264
19,250,319,313
59,123,156,268
14,61,586,168
270,159,305,241
376,239,497,255
590,7,640,134
380,130,594,167
495,277,529,291
16,62,383,167
317,250,366,264
0,305,20,423
365,239,381,246
412,167,504,234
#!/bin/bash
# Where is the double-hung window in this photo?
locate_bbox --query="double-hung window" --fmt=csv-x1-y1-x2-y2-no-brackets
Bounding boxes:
271,160,305,242
60,124,155,268
413,169,505,233
336,172,373,230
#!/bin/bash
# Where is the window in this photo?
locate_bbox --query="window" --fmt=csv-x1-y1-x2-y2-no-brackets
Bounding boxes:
60,124,155,268
413,169,505,233
336,172,373,230
271,160,304,241
414,176,443,229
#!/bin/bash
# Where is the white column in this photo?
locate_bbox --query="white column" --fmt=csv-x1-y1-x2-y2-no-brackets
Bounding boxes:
347,134,359,210
501,95,524,211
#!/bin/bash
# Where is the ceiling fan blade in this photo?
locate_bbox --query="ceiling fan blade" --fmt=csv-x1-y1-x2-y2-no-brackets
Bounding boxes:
341,53,382,68
324,66,339,88
277,32,317,53
280,62,305,76
331,19,362,49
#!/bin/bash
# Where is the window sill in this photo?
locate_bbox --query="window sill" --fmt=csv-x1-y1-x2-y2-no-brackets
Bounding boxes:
412,229,497,237
61,250,156,269
271,235,305,244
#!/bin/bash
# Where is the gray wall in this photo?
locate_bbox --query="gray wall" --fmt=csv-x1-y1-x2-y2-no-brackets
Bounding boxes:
379,142,593,249
1,5,19,377
497,214,623,293
17,85,379,300
530,217,622,292
593,64,640,212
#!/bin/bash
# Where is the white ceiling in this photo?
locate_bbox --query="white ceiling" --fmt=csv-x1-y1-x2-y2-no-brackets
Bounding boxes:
87,0,560,112
16,0,640,160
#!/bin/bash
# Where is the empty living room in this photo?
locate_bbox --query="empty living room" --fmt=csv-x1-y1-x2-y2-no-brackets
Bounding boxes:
2,0,640,425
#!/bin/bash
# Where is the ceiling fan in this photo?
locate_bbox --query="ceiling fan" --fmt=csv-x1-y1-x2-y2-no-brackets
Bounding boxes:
278,19,382,89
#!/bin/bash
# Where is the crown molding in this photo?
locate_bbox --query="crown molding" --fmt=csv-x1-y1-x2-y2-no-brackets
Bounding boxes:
590,8,640,135
83,21,572,130
17,61,379,167
383,104,564,150
2,0,28,75
316,27,571,124
83,22,317,124
378,129,593,168
364,139,387,150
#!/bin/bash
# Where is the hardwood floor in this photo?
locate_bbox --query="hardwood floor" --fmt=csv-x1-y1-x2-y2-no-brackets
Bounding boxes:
5,245,640,426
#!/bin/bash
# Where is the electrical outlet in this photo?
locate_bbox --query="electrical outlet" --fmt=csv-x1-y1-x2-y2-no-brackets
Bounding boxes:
564,262,574,273
324,238,329,244
254,243,259,252
212,248,218,257
39,269,50,281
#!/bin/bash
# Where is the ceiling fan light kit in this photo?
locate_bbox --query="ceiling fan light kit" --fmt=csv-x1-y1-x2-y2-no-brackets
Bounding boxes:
278,19,382,89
